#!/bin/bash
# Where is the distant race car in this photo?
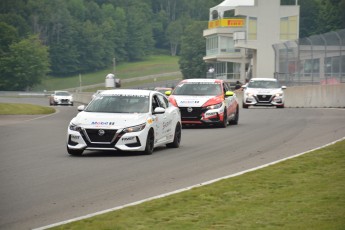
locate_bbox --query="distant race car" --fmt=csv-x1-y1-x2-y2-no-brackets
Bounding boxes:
154,87,173,95
242,78,286,108
67,89,182,156
166,78,239,127
49,91,73,106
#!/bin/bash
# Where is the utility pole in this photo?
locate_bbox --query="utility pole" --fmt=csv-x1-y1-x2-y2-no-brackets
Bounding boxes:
113,57,116,74
79,73,82,92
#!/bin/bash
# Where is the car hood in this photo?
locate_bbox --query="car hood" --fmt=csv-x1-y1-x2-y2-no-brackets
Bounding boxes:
55,95,72,99
172,95,222,107
245,88,283,95
72,112,148,129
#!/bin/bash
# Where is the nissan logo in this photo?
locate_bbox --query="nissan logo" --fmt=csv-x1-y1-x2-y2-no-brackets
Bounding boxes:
98,129,105,136
187,107,193,112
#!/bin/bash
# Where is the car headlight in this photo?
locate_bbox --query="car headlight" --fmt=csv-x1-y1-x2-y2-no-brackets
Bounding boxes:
246,92,254,97
206,102,223,110
123,123,146,133
275,93,283,97
69,123,82,132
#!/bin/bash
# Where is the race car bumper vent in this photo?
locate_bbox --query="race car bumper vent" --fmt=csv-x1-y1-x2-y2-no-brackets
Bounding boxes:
84,129,117,143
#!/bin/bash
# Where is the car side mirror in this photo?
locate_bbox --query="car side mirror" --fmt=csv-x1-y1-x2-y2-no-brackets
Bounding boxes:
282,86,287,89
225,91,234,97
77,105,85,111
153,107,165,114
165,91,171,96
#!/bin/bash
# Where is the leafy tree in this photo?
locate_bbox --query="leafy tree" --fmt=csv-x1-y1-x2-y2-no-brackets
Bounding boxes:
179,21,207,79
0,35,50,90
0,22,18,54
166,19,183,56
125,1,154,61
112,7,128,62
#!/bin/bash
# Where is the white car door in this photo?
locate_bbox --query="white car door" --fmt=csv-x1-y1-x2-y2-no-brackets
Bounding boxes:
155,94,174,143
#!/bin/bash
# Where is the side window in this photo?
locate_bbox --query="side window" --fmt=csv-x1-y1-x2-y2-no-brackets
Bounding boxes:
156,94,169,108
152,96,160,111
222,82,228,93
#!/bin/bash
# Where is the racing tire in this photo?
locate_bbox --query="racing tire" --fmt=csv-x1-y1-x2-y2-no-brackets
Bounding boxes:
276,104,284,109
167,123,181,148
229,105,239,125
143,129,154,155
67,146,83,156
242,103,249,109
219,108,227,128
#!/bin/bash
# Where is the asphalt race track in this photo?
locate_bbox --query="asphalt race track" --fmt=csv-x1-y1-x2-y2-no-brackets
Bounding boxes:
1,97,345,230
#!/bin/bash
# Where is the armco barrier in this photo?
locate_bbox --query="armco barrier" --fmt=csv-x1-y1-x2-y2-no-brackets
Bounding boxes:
73,84,345,108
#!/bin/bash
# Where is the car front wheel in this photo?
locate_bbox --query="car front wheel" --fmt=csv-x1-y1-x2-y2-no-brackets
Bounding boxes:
143,129,154,155
229,105,239,125
167,123,181,148
219,108,227,128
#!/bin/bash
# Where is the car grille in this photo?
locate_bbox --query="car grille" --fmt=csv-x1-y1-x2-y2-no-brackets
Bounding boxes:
256,94,273,102
82,129,117,143
179,107,204,121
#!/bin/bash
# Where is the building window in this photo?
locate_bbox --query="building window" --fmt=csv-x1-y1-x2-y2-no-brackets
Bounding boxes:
219,36,235,53
280,16,298,40
206,36,218,56
248,17,257,40
214,62,240,80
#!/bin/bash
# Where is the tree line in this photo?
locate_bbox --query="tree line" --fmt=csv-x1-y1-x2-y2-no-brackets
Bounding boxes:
0,0,344,90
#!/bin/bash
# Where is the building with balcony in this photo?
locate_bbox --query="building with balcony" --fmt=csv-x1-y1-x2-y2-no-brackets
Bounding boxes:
203,0,300,84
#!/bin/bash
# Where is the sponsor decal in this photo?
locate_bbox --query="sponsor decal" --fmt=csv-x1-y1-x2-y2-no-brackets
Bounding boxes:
147,118,154,124
71,135,79,140
163,120,172,129
91,121,115,126
122,136,136,141
180,100,199,104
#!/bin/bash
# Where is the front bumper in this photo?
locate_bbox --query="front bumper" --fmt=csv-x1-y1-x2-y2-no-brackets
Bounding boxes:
244,94,284,106
54,99,73,105
67,128,147,152
179,107,225,125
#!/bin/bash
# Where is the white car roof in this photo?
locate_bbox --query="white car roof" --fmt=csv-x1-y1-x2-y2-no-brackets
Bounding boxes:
99,89,153,96
250,78,277,82
180,78,223,83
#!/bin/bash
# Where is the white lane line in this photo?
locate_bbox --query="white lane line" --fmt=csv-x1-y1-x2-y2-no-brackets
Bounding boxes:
33,136,345,230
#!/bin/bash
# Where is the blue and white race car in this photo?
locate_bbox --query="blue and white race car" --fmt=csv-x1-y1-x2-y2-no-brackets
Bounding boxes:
67,89,182,155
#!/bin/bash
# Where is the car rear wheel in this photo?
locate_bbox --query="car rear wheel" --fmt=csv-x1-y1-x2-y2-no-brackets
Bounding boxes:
242,103,249,109
143,129,154,155
167,123,181,148
67,146,83,156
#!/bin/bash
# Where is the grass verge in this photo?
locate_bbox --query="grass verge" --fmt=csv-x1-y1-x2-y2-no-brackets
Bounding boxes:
34,55,179,91
51,139,345,229
0,103,55,115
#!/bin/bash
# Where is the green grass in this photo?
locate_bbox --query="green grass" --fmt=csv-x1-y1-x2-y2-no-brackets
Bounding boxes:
34,55,180,91
0,103,55,115
51,139,345,229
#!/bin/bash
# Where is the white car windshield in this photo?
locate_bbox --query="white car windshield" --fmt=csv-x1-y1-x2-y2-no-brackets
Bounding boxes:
247,81,281,89
85,95,149,113
173,82,221,96
56,91,70,96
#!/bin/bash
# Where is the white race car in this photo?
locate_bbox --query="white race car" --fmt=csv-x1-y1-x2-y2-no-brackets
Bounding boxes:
242,78,286,108
67,89,181,155
49,91,73,106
